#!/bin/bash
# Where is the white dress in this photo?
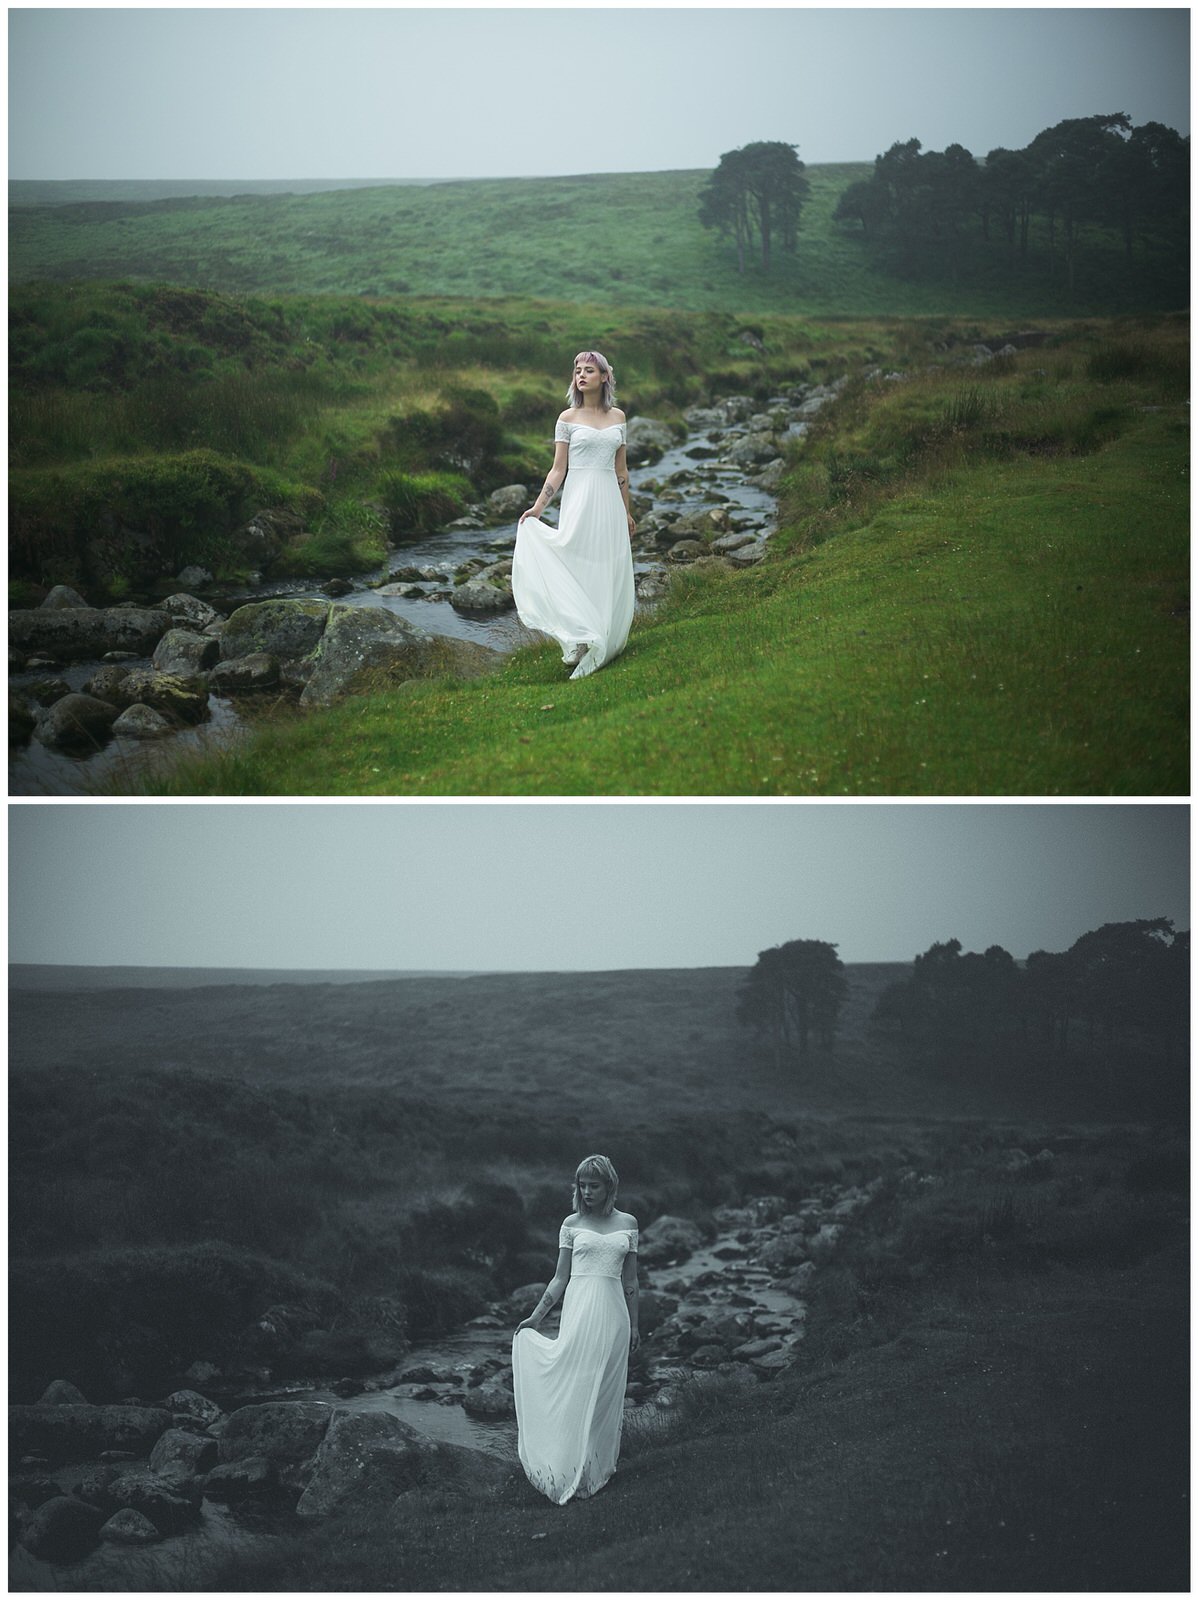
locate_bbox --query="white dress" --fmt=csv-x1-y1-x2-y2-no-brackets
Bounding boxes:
512,420,636,679
511,1221,637,1504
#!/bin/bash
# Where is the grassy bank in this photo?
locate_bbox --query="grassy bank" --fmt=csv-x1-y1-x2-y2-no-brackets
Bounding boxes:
139,320,1189,796
10,167,1184,316
203,1122,1188,1591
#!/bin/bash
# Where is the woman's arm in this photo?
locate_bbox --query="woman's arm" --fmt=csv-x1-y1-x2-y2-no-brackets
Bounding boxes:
621,1241,640,1353
614,442,635,540
520,440,570,525
515,1245,573,1333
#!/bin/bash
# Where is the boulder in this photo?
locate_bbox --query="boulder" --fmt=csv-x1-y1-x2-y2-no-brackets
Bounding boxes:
725,433,781,466
295,1408,509,1520
161,592,220,628
208,652,280,694
460,1383,515,1420
202,1456,277,1501
149,1428,219,1482
9,694,35,747
165,1389,223,1429
723,542,767,568
218,1401,333,1489
638,1215,705,1266
176,566,215,588
106,1469,201,1534
25,677,73,707
39,1379,89,1406
112,704,174,739
40,585,90,610
151,628,219,676
9,1404,173,1465
450,579,514,614
666,540,706,564
33,693,119,751
624,417,674,465
107,668,209,724
299,606,497,709
82,664,131,703
732,1337,783,1361
21,1495,105,1561
10,1476,60,1510
99,1508,161,1545
807,1223,844,1260
711,532,759,555
73,1466,123,1508
219,599,331,664
8,606,172,662
322,578,353,597
690,1343,730,1368
758,1235,810,1272
487,485,528,520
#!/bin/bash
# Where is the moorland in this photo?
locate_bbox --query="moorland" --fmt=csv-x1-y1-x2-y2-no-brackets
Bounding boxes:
8,161,1189,795
8,957,1187,1588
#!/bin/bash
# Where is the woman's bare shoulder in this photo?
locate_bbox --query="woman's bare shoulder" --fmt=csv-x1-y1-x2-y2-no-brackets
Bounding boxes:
609,406,627,422
562,1211,582,1225
558,408,577,423
614,1208,638,1226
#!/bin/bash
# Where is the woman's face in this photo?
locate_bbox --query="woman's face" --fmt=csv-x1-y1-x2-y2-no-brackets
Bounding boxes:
574,359,602,396
578,1171,608,1210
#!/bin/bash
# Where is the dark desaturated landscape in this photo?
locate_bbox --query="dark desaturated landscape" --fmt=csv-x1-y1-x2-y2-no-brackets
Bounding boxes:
8,954,1188,1590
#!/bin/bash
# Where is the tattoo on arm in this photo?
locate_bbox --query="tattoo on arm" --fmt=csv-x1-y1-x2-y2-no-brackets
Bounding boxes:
616,474,628,488
540,477,559,503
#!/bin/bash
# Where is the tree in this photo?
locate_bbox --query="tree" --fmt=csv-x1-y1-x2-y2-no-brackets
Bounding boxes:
737,939,848,1066
700,142,810,273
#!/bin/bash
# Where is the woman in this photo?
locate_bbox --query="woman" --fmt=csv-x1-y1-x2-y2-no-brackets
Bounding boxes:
512,352,637,679
512,1154,639,1504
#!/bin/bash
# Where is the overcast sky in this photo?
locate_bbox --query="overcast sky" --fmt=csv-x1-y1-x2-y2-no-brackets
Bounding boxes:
8,803,1188,971
8,7,1190,181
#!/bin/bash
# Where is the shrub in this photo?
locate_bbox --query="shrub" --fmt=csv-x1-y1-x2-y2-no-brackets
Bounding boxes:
376,470,469,536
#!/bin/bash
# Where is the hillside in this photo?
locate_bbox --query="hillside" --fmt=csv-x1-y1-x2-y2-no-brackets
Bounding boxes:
8,165,1180,316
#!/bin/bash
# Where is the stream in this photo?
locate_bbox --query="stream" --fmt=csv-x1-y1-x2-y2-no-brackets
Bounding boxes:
8,399,792,797
11,1183,860,1590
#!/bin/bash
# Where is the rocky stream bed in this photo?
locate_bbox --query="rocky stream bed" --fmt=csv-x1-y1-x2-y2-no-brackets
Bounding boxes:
9,1180,880,1586
9,382,847,795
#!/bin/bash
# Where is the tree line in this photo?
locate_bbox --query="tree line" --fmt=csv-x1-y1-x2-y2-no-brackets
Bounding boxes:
699,141,811,273
735,918,1187,1085
833,113,1188,295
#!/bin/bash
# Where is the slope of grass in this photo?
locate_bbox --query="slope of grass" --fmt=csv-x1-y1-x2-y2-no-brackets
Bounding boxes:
138,337,1189,796
202,1125,1188,1592
10,166,1183,316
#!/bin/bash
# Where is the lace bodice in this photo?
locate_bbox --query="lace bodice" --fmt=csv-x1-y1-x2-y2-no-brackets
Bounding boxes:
554,419,626,470
559,1221,638,1277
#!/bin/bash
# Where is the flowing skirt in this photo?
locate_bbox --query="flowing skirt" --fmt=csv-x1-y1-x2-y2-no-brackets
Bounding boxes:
512,468,635,680
512,1274,630,1504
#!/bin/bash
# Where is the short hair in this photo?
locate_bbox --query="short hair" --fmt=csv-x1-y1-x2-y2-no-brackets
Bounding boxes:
573,1154,619,1218
566,350,616,411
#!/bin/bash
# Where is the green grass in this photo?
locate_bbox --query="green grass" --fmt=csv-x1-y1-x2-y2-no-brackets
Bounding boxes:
139,349,1189,796
10,166,1185,316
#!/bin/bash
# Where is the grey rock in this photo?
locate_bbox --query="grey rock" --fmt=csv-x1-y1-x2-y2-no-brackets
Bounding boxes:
151,628,219,676
639,1215,705,1266
40,584,90,610
10,1475,60,1510
108,669,209,724
102,650,140,662
218,1400,334,1489
666,540,706,563
99,1507,161,1544
208,652,280,694
106,1469,201,1533
202,1456,277,1500
177,566,215,588
21,1495,105,1561
723,542,767,568
10,1404,174,1464
487,484,529,520
38,1379,89,1406
149,1428,219,1482
33,692,119,751
165,1389,224,1428
112,703,175,739
24,677,72,707
82,664,131,703
9,606,172,662
461,1383,515,1420
162,592,220,628
299,606,498,709
9,693,35,747
322,578,353,597
73,1466,122,1508
725,432,781,467
711,532,758,554
450,579,514,614
624,416,674,465
219,599,331,663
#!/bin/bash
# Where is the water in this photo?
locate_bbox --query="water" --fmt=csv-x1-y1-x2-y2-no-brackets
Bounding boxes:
8,405,791,795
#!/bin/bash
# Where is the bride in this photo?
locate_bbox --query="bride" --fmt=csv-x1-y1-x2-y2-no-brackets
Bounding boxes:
512,1155,640,1503
512,351,637,679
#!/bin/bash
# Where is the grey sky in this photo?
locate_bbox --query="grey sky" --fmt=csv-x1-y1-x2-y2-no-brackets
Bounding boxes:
9,8,1189,180
8,803,1188,971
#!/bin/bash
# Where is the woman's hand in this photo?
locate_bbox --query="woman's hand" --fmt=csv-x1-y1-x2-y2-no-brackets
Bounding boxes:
626,512,636,540
515,1315,542,1336
519,506,541,525
629,1327,641,1355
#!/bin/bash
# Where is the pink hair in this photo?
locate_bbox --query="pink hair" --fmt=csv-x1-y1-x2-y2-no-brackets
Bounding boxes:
566,350,616,411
